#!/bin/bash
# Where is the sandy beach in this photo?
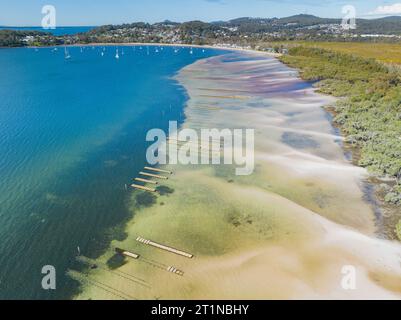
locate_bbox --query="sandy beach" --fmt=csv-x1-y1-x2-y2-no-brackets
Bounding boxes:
74,50,401,300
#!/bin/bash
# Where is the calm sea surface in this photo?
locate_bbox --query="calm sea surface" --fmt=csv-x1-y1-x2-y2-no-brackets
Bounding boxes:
0,45,227,299
0,26,94,35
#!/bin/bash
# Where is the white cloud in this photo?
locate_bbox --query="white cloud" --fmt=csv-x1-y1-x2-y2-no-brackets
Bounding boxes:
369,3,401,15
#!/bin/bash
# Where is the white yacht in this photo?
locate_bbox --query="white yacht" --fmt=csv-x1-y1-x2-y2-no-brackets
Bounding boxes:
64,47,71,59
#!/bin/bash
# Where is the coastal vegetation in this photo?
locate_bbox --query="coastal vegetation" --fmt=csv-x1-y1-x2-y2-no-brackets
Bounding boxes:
270,41,401,65
4,14,401,48
280,46,401,234
0,29,56,47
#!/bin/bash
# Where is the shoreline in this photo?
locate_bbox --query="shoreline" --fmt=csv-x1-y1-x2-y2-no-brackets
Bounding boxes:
278,48,401,235
21,41,282,58
280,63,401,240
75,49,401,299
323,105,400,240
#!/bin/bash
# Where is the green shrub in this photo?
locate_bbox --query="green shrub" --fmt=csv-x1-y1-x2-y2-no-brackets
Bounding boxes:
281,47,401,207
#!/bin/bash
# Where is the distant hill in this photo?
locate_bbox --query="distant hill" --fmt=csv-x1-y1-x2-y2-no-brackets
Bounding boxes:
356,16,401,34
83,14,401,37
3,13,401,48
212,14,401,35
273,14,339,25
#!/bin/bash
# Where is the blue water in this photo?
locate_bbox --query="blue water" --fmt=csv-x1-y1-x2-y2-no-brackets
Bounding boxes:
0,26,94,35
0,45,227,299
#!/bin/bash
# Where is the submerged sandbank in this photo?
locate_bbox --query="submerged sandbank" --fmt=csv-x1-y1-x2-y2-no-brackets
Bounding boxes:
75,51,401,300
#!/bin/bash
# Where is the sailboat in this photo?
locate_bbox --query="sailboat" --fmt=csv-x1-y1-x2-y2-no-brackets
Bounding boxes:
190,48,193,55
115,48,120,59
64,47,71,59
101,51,104,57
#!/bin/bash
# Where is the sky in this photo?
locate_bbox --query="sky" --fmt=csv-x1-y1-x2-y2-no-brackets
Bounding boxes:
1,0,401,26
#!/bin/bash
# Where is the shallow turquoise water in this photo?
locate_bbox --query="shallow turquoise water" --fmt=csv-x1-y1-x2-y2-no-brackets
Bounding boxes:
0,45,227,299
